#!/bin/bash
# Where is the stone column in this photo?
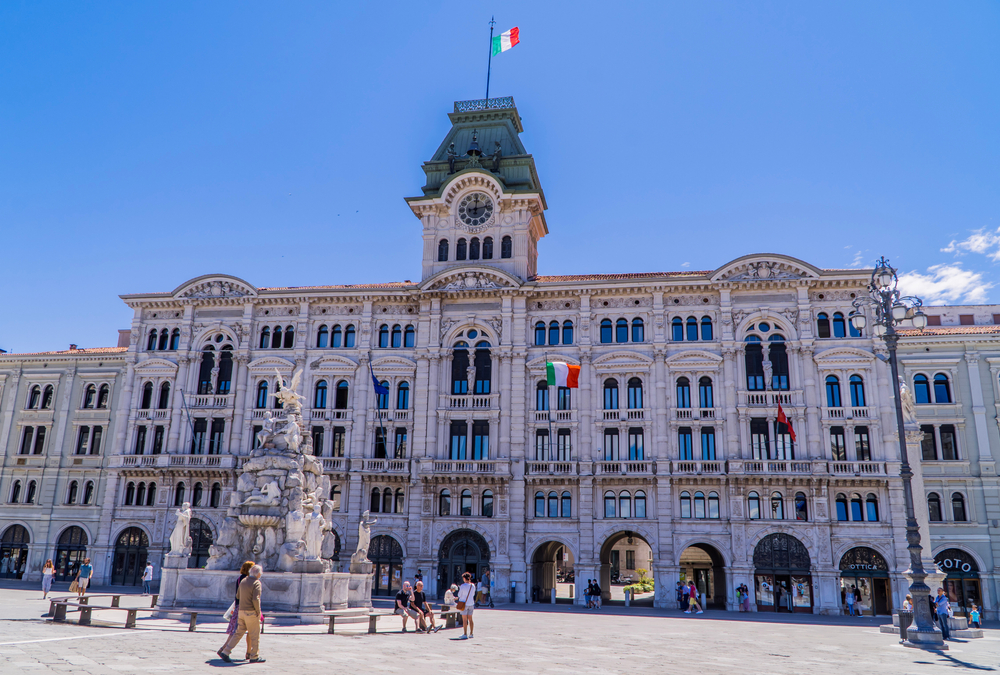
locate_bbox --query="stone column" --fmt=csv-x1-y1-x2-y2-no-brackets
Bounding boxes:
652,349,667,460
167,356,191,452
578,351,592,462
798,344,822,460
722,345,740,459
229,354,250,453
498,351,512,458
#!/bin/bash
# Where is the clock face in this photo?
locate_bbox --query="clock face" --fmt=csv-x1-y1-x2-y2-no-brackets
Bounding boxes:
457,192,495,231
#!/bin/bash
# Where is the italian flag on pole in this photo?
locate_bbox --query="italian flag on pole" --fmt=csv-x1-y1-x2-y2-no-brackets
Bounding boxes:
546,361,580,388
492,27,520,56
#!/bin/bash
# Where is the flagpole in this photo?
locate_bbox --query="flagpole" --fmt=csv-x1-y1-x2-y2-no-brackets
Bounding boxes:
545,353,553,462
486,16,495,102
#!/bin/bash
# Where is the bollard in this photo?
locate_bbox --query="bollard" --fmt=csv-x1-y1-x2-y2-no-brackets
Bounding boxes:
625,589,631,607
328,615,336,634
551,588,557,605
569,585,574,599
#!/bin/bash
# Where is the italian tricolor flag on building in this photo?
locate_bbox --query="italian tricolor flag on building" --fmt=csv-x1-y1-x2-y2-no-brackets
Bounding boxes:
492,27,520,56
546,361,580,388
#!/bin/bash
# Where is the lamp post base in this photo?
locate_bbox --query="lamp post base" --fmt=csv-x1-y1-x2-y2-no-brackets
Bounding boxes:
903,626,948,651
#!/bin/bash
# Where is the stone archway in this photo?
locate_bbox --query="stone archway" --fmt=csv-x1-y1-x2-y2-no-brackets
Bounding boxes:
679,543,727,609
111,527,149,586
599,531,654,606
437,529,491,598
530,541,575,604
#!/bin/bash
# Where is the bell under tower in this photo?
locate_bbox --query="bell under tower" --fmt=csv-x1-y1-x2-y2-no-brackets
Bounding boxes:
406,98,548,283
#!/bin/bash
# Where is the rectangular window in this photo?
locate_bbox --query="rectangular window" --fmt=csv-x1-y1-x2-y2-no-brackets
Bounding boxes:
678,428,693,461
940,424,958,460
312,426,325,456
135,425,148,455
626,550,636,570
535,429,549,461
557,387,571,411
536,385,549,411
774,421,794,460
21,427,34,455
472,420,489,460
927,315,941,326
190,418,207,454
449,421,468,460
90,426,102,455
920,424,937,461
701,428,716,460
394,428,407,458
854,426,870,461
374,427,387,458
332,427,346,457
32,427,46,455
628,428,644,460
750,418,769,460
208,419,225,455
959,314,974,325
252,425,263,449
151,425,163,455
557,429,572,461
830,426,846,461
603,429,619,461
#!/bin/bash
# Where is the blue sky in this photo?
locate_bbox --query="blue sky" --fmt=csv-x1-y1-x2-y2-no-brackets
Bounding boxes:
1,1,998,353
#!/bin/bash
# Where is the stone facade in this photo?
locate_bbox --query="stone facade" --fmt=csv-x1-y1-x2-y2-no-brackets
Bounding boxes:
0,99,996,618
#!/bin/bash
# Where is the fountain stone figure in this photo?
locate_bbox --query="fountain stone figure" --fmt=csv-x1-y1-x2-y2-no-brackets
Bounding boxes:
168,502,192,555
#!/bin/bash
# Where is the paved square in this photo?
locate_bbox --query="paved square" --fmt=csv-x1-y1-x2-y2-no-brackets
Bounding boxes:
0,588,996,674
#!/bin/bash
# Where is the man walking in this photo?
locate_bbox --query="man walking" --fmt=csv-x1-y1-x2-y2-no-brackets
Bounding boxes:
219,564,265,663
685,580,703,614
676,581,686,611
76,558,94,598
935,588,951,641
141,562,154,596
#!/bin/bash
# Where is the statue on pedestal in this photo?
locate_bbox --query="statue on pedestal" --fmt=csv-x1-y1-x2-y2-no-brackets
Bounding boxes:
899,376,918,424
169,502,192,555
352,510,378,564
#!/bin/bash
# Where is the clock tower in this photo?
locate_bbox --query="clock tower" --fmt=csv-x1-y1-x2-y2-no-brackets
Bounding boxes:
406,98,548,284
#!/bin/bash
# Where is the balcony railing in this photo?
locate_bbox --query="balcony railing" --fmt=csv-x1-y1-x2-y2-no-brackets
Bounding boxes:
603,410,619,421
699,408,716,419
595,461,653,475
111,454,237,469
136,410,170,420
533,410,575,423
626,409,646,420
448,394,497,410
454,96,515,113
830,461,885,475
673,461,724,475
741,460,812,474
189,394,234,409
321,458,346,472
825,407,872,420
358,459,409,473
743,391,794,407
433,460,498,474
526,461,577,475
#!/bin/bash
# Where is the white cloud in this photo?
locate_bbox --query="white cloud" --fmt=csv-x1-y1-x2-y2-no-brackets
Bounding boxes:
681,262,690,268
848,250,865,268
897,263,992,305
941,227,1000,261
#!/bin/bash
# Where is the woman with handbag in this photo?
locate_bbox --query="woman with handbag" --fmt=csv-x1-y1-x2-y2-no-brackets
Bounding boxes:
457,572,476,639
41,560,54,599
218,561,254,658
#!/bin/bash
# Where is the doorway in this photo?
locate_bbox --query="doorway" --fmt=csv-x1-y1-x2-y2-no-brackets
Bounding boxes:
753,533,812,613
0,525,30,580
111,527,149,586
531,541,575,603
679,544,727,609
54,526,88,582
369,535,403,596
437,529,491,598
838,546,891,615
599,531,654,606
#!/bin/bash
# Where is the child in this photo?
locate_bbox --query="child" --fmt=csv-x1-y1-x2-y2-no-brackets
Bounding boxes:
969,604,981,629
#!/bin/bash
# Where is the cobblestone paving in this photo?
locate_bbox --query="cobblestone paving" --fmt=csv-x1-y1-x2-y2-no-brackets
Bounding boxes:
1,587,996,674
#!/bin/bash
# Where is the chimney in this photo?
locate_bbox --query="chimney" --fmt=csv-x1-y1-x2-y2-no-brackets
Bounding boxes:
118,329,132,348
69,344,78,351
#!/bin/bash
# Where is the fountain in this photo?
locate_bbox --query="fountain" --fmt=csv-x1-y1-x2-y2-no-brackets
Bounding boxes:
156,369,373,621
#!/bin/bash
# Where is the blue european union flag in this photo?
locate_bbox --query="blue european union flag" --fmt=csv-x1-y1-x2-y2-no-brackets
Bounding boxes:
370,362,389,395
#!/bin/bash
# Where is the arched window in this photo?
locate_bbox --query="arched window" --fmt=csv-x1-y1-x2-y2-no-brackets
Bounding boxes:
158,383,170,409
744,335,764,390
914,374,931,403
335,381,349,409
534,322,546,346
676,377,691,408
603,379,619,410
375,381,389,409
124,482,135,506
170,329,180,350
686,316,698,341
378,325,389,348
501,235,512,258
825,375,842,407
255,381,269,409
25,481,37,504
708,492,720,519
794,492,808,521
174,482,186,506
397,382,410,410
9,480,21,504
632,318,644,342
458,489,472,516
469,237,480,260
832,312,846,338
866,494,879,521
140,382,153,409
627,378,643,409
439,489,451,516
395,488,405,514
600,319,613,344
283,325,295,349
849,375,865,407
767,335,790,391
136,482,146,506
383,488,393,514
317,325,329,348
473,341,491,395
850,493,863,521
482,490,494,518
404,326,415,347
604,491,616,518
83,481,95,505
927,492,942,521
951,493,966,522
826,496,845,525
680,491,692,518
331,325,342,348
747,492,760,520
153,327,166,349
547,491,558,518
701,316,713,341
259,326,271,349
192,482,203,507
147,483,157,506
616,318,628,343
849,317,862,338
438,239,449,261
817,313,831,338
314,380,327,409
82,384,96,409
370,488,381,513
698,377,713,408
933,374,952,403
27,385,41,409
147,329,158,351
562,321,573,345
344,325,356,348
67,481,79,504
694,491,706,519
619,491,632,519
771,492,784,519
391,325,402,348
210,482,221,508
271,326,282,349
97,385,109,409
196,348,215,395
561,491,572,518
549,321,560,346
672,317,684,341
456,238,467,260
535,491,545,517
536,381,549,411
482,237,494,259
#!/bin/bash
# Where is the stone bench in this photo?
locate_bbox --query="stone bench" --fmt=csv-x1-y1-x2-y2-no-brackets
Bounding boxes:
435,604,461,630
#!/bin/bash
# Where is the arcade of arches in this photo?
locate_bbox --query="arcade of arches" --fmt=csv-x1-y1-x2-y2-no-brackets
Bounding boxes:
531,541,574,603
437,530,491,598
679,544,726,610
599,532,654,605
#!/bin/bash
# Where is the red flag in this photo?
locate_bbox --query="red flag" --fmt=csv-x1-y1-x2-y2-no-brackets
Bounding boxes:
777,403,796,442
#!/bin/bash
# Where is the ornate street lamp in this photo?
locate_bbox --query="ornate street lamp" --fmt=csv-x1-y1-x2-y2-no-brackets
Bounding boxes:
851,256,940,648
